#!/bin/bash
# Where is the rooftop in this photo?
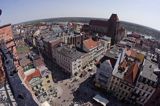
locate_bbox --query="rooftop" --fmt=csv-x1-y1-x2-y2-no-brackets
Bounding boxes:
123,62,139,84
56,45,84,61
97,60,113,77
38,65,51,77
0,24,11,29
125,49,145,63
83,38,99,50
112,49,140,84
140,56,158,82
43,34,59,43
113,57,140,84
100,36,111,41
33,58,45,67
24,68,41,82
105,46,120,59
126,49,137,58
93,94,109,106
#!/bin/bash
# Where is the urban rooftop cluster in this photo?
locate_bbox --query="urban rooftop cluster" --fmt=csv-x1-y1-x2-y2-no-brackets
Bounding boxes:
0,14,160,106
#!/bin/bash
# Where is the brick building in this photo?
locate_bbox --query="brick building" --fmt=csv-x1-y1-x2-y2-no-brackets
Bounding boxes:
95,45,160,105
0,24,23,84
89,14,126,45
23,65,54,103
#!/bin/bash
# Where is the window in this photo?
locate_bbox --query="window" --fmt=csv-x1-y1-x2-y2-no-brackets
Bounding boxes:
149,80,153,86
150,89,153,93
142,99,145,102
137,90,140,95
35,92,38,96
120,84,123,87
142,77,146,83
47,80,50,83
137,84,140,88
142,92,145,96
128,88,131,91
78,65,81,68
153,82,157,87
46,75,49,79
124,86,127,89
121,91,124,95
49,85,52,88
119,95,122,99
40,83,42,86
113,77,115,80
42,88,44,91
109,86,112,90
137,98,140,101
139,76,143,82
146,94,149,98
146,88,149,91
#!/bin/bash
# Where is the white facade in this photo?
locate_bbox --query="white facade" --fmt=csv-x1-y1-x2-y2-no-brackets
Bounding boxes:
95,60,113,89
53,46,83,76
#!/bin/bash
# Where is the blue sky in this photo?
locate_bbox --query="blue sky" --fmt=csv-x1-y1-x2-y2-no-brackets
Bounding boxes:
0,0,160,30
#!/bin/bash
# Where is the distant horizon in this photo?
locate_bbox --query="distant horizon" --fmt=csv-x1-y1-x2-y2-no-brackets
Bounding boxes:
1,0,160,30
12,16,159,32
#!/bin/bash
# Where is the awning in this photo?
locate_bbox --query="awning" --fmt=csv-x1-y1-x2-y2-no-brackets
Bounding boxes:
93,94,109,106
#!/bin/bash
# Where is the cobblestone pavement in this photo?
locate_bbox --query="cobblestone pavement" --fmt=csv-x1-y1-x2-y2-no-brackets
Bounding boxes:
45,58,126,106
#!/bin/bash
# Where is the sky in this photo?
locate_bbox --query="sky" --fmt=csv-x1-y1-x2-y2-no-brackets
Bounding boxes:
0,0,160,30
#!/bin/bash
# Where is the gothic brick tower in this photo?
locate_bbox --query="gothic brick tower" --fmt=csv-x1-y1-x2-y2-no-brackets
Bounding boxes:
107,14,120,45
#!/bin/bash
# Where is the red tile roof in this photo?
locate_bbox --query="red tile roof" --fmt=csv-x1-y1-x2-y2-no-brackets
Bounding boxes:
25,69,41,82
120,59,128,69
125,49,144,63
83,38,99,50
132,63,139,82
126,49,137,58
124,63,139,84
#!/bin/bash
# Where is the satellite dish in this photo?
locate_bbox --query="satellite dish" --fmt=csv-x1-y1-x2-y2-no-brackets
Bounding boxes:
0,9,2,16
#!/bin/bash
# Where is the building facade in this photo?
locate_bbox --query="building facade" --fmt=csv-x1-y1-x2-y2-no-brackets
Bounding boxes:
94,45,160,105
0,24,23,84
89,14,126,45
53,45,83,76
24,65,54,103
